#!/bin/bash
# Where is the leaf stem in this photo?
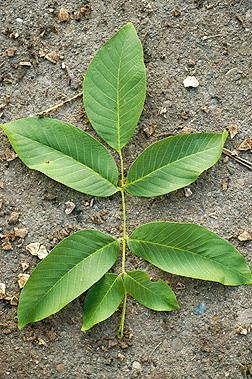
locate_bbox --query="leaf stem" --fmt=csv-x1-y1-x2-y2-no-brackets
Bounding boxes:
118,151,127,274
118,150,127,337
118,292,127,338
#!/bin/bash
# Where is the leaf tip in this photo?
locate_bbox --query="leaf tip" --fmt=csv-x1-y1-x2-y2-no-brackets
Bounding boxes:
123,21,135,29
80,325,89,332
17,319,26,330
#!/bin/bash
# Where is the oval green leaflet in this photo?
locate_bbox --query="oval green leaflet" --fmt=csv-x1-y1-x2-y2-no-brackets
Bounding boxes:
83,22,146,151
2,117,119,197
128,222,252,286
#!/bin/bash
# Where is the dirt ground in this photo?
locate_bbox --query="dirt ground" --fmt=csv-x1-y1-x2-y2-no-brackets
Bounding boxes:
0,0,252,378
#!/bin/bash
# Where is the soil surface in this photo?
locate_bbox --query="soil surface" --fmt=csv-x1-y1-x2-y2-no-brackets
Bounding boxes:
0,0,252,378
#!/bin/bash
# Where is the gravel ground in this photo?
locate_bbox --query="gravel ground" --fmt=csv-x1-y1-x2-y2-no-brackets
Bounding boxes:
0,0,252,378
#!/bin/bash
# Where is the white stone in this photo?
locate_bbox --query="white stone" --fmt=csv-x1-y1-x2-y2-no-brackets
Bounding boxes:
183,76,199,88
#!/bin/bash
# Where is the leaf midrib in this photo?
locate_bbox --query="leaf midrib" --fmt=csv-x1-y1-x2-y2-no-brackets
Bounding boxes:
126,143,222,187
129,238,250,279
116,36,127,152
8,131,118,189
21,240,119,317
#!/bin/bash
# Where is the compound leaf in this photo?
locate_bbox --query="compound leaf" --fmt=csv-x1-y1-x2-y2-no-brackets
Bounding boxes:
83,22,146,151
128,222,252,286
124,271,179,311
2,117,118,197
82,273,124,331
18,230,120,329
125,132,227,197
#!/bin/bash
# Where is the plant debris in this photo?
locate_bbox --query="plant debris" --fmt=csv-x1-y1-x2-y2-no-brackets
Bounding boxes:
90,210,108,224
37,337,48,347
8,212,20,224
45,51,60,64
1,147,17,161
238,138,252,151
2,241,13,250
226,123,239,139
222,178,229,191
14,227,28,238
172,8,181,17
143,124,156,137
58,8,70,22
18,273,30,288
73,4,92,20
239,363,252,377
26,242,48,259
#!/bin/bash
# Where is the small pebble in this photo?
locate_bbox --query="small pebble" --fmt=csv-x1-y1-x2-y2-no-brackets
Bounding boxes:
58,8,70,22
183,76,199,88
132,361,142,371
238,230,252,242
0,283,6,299
19,61,32,67
16,18,23,23
26,242,48,259
193,302,206,315
37,245,48,259
14,227,28,238
236,325,248,336
56,363,65,373
65,201,76,215
8,212,20,225
184,187,193,197
21,262,29,272
4,48,17,57
26,242,40,256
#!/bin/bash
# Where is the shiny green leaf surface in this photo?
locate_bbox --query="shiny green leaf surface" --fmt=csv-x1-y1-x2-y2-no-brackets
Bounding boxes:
82,273,124,331
83,22,146,151
128,222,252,285
2,117,118,197
126,132,227,197
124,271,179,311
18,230,120,328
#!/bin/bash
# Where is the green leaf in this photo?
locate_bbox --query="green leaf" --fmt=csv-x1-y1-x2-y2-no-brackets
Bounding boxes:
124,271,179,311
18,230,120,328
128,222,252,286
82,273,124,331
83,22,146,151
125,132,228,197
2,117,118,197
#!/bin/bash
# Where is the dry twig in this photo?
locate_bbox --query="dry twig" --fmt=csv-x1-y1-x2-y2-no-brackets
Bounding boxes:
223,148,252,171
37,91,83,116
